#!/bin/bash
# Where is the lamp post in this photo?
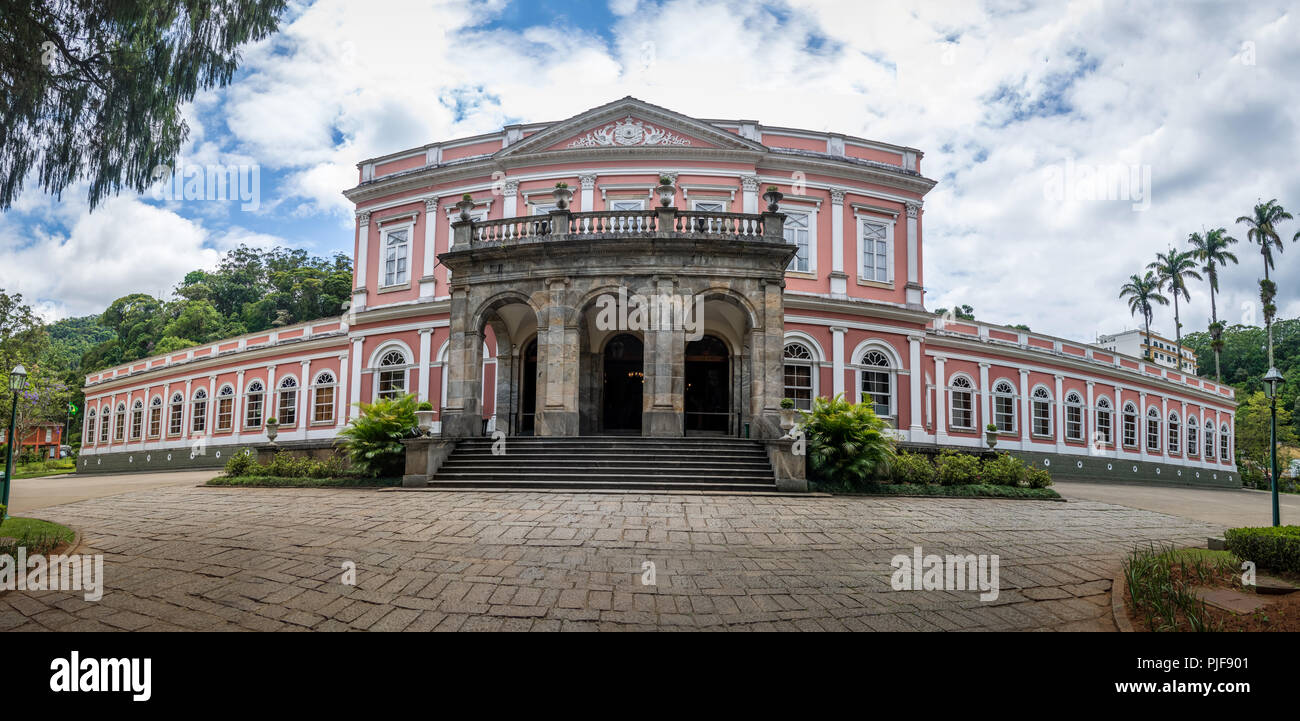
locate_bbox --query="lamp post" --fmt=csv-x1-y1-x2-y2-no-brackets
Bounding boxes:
1263,366,1284,527
3,364,29,519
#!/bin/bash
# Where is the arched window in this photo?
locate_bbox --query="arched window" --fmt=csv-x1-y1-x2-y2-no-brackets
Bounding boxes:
87,409,97,445
377,350,408,401
130,399,145,440
1187,415,1199,456
245,380,265,428
1204,420,1215,459
782,344,814,411
859,350,892,418
992,380,1017,432
1065,391,1084,441
1146,407,1160,452
1096,397,1113,445
949,375,975,429
1220,422,1230,459
101,406,111,443
148,396,163,438
191,389,208,435
313,371,337,424
114,403,127,442
216,385,235,431
277,376,298,426
169,393,185,436
1122,402,1138,447
1031,386,1053,437
1167,411,1180,454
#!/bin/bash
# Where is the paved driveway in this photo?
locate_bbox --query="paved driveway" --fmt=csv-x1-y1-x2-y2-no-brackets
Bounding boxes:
3,470,214,515
0,485,1217,631
1054,481,1298,531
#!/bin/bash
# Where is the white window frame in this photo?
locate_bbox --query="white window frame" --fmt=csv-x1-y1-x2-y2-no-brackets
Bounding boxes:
380,223,413,288
1064,392,1084,441
1204,420,1215,459
782,342,816,411
313,371,337,424
1220,423,1230,459
781,205,816,275
853,344,897,420
168,393,184,436
374,347,412,401
948,374,976,430
130,399,144,441
1146,407,1161,452
1187,415,1199,456
1167,411,1180,454
216,385,235,432
1031,386,1053,438
992,380,1017,433
244,380,265,429
1122,402,1138,448
277,376,299,427
855,214,894,284
1096,397,1113,445
191,390,208,435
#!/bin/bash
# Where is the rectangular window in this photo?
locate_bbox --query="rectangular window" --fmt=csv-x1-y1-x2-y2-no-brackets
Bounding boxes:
377,370,406,401
861,370,891,417
101,414,111,443
609,199,647,232
861,220,890,282
1188,425,1198,455
1168,422,1179,454
994,396,1015,432
192,400,207,434
1032,402,1052,437
783,365,812,411
246,393,264,428
383,228,409,287
148,407,161,438
115,410,126,441
314,386,335,423
1123,413,1137,447
784,211,810,273
278,390,297,427
1098,410,1112,445
1146,418,1160,451
169,402,183,436
130,408,143,440
1220,430,1229,459
951,391,973,429
1066,405,1083,441
217,398,234,431
45,428,53,443
532,203,558,215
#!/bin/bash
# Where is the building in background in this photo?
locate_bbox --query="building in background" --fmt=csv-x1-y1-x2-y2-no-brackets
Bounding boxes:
1,422,65,460
76,98,1237,485
1096,329,1197,374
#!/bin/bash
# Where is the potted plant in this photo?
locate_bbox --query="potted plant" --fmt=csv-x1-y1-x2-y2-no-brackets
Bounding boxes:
985,423,999,449
656,175,675,207
457,193,476,221
779,397,799,432
551,182,573,210
415,402,436,436
265,417,279,443
762,185,783,212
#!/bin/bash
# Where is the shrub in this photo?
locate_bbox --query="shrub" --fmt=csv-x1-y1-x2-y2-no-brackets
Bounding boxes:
255,452,353,479
223,449,256,477
416,401,434,411
934,450,981,485
890,451,934,484
337,394,419,477
779,398,795,409
1224,526,1300,574
982,453,1027,487
1025,467,1053,489
800,393,895,486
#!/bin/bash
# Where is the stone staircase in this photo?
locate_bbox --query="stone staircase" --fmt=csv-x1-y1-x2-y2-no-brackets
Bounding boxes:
430,436,777,492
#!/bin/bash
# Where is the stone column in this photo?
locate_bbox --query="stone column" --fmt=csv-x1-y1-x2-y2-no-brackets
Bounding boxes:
907,334,923,436
417,328,433,403
644,276,685,437
420,199,437,299
535,278,579,436
441,285,484,437
831,326,846,398
749,278,786,439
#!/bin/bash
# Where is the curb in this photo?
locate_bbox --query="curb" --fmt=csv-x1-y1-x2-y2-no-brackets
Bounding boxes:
1111,570,1135,633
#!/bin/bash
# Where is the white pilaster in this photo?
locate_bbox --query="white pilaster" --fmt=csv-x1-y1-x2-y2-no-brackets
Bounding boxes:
830,326,846,398
337,354,350,427
420,199,437,300
353,211,370,311
418,328,433,403
1018,370,1030,443
579,173,596,213
907,335,923,435
741,175,759,214
349,337,364,420
934,355,948,442
1140,392,1150,461
978,362,991,432
300,360,311,437
1054,374,1065,453
830,188,846,295
503,180,519,218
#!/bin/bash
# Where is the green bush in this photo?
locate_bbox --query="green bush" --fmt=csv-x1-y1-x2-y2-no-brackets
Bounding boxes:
337,394,419,477
800,393,896,486
1025,467,1053,489
934,450,981,485
258,452,352,479
223,449,256,477
890,451,934,484
982,453,1027,487
1224,526,1300,574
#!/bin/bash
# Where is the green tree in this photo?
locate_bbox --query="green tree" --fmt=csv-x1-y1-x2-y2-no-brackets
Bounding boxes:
1236,199,1295,368
1234,390,1298,481
1187,228,1239,382
0,0,286,210
1146,247,1202,360
1118,272,1168,360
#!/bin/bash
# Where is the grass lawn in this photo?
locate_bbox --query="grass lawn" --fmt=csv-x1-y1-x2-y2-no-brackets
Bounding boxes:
206,475,401,488
815,482,1061,500
10,459,77,479
0,516,75,554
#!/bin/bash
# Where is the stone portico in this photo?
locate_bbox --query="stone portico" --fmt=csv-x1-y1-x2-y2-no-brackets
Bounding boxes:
437,204,795,440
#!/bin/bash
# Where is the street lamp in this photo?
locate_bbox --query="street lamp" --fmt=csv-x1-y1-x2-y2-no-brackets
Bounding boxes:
1263,365,1284,527
3,364,29,520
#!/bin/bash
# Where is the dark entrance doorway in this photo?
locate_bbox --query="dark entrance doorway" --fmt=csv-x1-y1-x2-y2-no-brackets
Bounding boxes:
519,338,537,435
602,334,643,433
685,335,730,434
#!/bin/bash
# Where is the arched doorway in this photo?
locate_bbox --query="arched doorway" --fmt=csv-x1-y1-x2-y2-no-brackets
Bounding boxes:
685,335,730,434
519,338,537,435
602,333,643,433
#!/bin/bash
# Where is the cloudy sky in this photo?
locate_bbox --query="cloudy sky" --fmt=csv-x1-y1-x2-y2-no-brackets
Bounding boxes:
2,0,1298,344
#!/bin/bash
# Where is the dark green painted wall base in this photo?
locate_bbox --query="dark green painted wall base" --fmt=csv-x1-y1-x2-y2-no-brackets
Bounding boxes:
1008,450,1237,488
76,447,246,475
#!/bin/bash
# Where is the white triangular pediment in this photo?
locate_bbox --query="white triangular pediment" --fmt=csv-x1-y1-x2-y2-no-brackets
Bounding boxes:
496,97,765,158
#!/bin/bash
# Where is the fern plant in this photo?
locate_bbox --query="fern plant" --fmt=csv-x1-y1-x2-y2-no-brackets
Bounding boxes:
336,394,419,477
800,393,896,485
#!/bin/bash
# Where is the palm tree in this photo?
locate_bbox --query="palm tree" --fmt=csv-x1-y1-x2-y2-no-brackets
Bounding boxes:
1188,228,1239,381
1119,271,1169,360
1147,248,1202,369
1237,199,1295,367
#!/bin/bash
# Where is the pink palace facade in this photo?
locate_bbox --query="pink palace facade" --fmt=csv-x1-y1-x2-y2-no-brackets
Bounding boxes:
77,98,1238,486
